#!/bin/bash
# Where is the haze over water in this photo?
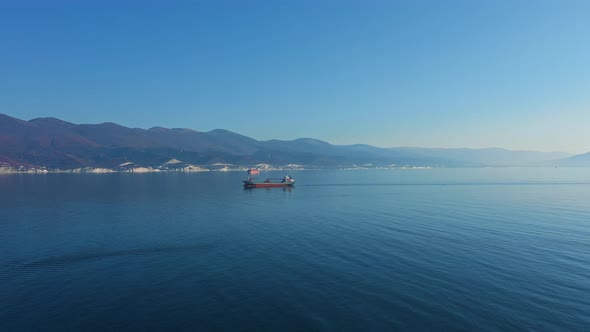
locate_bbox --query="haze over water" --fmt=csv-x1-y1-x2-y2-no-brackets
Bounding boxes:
1,168,590,331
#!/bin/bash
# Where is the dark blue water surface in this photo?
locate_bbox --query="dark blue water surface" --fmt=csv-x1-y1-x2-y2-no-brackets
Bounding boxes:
1,168,590,331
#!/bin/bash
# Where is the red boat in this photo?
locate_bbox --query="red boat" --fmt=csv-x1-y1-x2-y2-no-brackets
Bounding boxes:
243,169,295,188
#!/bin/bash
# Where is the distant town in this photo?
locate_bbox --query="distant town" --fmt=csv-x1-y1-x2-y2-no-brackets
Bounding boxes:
0,160,431,174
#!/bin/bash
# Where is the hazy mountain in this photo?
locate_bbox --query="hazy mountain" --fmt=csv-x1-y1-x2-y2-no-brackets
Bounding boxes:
554,152,590,166
0,113,577,169
386,147,571,167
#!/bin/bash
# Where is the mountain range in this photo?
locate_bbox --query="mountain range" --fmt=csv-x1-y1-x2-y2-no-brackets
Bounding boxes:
0,113,586,169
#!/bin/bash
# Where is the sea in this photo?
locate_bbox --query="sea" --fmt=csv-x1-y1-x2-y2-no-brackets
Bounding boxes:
1,168,589,331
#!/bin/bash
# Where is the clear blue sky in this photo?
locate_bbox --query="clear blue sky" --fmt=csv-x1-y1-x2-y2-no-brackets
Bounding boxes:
1,1,589,153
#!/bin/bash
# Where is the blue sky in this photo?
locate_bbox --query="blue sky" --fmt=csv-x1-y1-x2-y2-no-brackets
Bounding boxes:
1,1,589,153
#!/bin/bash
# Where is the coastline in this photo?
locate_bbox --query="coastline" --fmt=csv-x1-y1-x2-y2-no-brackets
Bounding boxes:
0,165,434,175
0,165,309,174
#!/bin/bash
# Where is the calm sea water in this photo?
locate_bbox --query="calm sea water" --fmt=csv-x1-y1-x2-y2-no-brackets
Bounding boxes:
1,168,589,331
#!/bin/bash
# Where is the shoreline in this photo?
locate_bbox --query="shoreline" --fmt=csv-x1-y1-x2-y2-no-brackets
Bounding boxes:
0,166,310,175
6,166,579,175
0,165,438,175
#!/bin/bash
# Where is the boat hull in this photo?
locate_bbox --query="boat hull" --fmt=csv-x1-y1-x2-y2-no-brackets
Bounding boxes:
243,180,295,188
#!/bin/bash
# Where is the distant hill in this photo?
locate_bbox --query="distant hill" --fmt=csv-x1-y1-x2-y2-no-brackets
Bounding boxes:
0,113,576,169
554,152,590,167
